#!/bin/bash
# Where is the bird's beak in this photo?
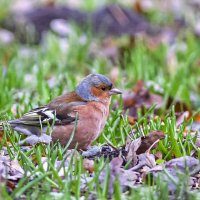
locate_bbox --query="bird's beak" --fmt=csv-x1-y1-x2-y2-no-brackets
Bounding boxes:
109,88,122,96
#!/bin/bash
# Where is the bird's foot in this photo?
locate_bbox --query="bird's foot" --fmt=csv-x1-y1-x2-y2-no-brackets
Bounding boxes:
19,134,52,145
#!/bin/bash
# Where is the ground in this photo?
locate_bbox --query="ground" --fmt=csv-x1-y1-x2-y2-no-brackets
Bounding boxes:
0,0,200,199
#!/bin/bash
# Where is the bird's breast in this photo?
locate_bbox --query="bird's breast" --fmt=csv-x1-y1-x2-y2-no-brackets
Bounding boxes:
76,101,109,136
52,101,110,149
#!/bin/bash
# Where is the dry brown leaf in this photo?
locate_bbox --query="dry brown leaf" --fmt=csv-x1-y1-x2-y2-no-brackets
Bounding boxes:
194,113,200,122
155,151,163,160
166,96,190,112
176,111,190,127
125,131,165,169
127,116,135,125
0,131,4,142
122,80,163,119
0,129,12,144
136,131,165,154
133,80,144,93
83,159,94,173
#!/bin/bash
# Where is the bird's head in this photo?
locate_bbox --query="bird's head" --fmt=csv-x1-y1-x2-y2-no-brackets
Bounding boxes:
76,74,122,102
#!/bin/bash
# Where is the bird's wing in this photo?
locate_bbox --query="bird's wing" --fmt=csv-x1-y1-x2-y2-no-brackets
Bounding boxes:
14,106,74,126
10,92,86,127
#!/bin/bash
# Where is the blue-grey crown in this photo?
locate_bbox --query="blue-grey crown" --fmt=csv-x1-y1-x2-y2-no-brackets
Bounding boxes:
75,74,112,101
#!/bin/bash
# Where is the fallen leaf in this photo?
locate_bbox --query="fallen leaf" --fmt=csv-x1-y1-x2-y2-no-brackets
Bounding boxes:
99,157,123,194
148,156,200,193
125,137,141,167
176,111,190,127
133,0,155,13
136,131,165,154
166,96,190,112
194,113,200,122
0,156,24,181
125,131,165,168
83,159,94,173
165,156,199,174
133,80,144,93
130,153,156,172
127,116,135,125
155,151,163,160
99,157,140,194
122,80,163,119
195,137,200,148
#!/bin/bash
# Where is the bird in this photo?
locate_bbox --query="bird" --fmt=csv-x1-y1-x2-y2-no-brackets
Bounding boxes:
0,74,122,149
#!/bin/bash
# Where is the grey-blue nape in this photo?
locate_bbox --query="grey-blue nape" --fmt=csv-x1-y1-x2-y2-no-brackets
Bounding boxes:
76,81,97,101
75,74,112,101
89,74,112,87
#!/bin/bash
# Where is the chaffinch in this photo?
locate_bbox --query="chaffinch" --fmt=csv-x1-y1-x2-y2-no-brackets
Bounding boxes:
0,74,122,149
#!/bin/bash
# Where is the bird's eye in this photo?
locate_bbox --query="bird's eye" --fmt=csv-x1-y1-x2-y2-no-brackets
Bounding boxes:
101,87,106,91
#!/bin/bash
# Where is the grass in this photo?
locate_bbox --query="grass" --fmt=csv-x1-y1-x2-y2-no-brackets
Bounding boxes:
1,1,200,199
